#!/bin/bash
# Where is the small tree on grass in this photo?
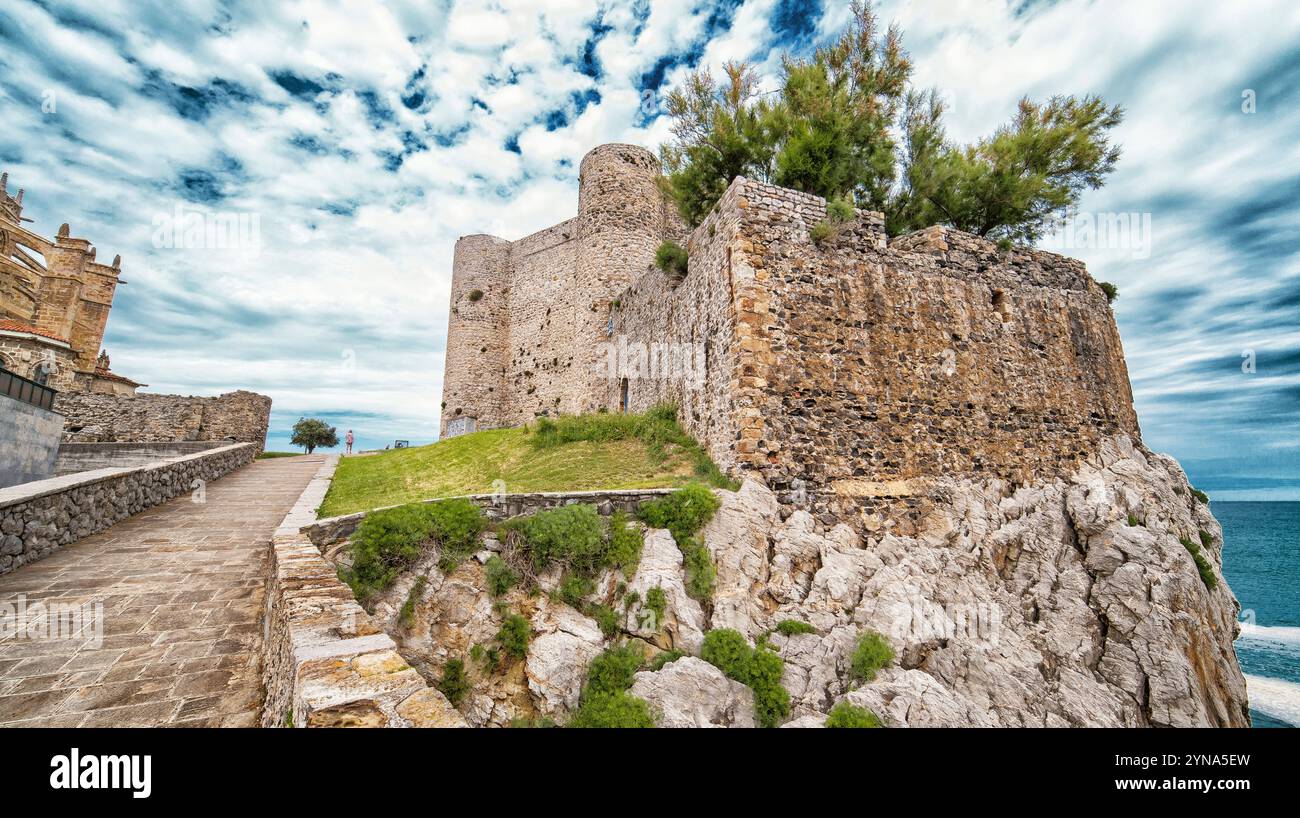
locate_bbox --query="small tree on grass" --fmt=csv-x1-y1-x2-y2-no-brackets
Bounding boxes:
290,417,339,454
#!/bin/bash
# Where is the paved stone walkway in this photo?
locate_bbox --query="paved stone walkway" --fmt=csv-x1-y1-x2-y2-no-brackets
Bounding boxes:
0,454,324,727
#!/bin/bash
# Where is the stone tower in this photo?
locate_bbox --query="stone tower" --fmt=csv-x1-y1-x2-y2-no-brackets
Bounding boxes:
441,234,510,436
439,144,682,438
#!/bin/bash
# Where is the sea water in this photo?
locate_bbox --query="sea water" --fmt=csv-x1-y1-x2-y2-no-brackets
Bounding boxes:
1216,501,1300,728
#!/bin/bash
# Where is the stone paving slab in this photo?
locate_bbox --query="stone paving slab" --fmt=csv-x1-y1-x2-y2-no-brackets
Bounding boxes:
0,454,325,727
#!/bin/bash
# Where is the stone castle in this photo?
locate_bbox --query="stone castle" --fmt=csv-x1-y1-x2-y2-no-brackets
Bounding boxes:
0,172,143,395
441,144,1140,530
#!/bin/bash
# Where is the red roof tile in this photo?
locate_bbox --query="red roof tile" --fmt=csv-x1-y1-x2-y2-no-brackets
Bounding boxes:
0,319,68,344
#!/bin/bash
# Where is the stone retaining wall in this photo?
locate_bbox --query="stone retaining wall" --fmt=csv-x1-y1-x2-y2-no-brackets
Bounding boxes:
0,442,256,576
54,440,227,475
0,392,62,489
260,457,466,728
302,487,677,549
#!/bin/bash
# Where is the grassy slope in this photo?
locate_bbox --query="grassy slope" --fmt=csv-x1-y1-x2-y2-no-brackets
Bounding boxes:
318,427,697,517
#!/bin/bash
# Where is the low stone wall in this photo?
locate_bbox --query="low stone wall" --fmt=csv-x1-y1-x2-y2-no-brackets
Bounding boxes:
0,393,62,489
54,389,271,453
0,442,256,576
54,440,227,475
302,487,677,549
260,457,465,728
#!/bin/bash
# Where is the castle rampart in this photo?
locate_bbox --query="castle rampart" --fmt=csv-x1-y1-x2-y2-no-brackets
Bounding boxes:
441,146,1141,532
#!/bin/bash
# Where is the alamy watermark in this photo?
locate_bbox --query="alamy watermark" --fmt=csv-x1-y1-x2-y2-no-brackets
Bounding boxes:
595,335,706,387
151,203,262,257
0,594,103,647
1041,211,1153,260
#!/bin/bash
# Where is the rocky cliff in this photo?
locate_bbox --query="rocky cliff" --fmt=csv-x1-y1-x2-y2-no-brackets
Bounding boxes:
357,434,1247,727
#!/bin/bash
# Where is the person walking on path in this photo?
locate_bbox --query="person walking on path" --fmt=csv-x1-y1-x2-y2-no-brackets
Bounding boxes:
345,429,354,455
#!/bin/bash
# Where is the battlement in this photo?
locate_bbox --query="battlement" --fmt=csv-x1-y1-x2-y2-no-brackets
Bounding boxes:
440,146,1140,528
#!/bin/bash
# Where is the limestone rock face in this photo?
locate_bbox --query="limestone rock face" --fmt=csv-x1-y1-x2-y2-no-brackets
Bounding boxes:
629,657,756,728
774,436,1248,728
525,603,605,714
360,436,1247,728
625,528,706,652
701,480,778,639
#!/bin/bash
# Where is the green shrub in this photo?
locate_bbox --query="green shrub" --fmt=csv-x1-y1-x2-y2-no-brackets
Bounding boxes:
1098,281,1119,303
638,484,721,544
701,629,752,679
1126,513,1140,527
507,504,606,573
437,658,471,707
648,649,685,672
810,219,837,246
495,614,531,660
398,575,427,628
643,585,667,630
484,555,517,597
607,512,644,577
775,619,816,636
849,630,895,684
1199,529,1214,549
826,196,854,221
1191,487,1209,504
557,573,595,608
825,701,883,728
590,604,620,639
467,288,484,302
568,691,655,728
343,499,485,604
700,629,789,727
654,240,689,277
1180,536,1218,590
583,644,645,698
638,484,721,600
569,644,655,728
746,646,791,727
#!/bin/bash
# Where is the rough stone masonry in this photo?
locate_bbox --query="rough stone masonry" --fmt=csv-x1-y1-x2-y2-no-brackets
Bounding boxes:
441,145,1139,532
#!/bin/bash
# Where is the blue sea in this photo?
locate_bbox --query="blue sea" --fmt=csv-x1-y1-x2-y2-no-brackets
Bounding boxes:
1216,501,1300,728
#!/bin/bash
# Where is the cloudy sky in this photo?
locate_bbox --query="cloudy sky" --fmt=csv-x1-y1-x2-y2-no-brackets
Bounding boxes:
1,0,1296,497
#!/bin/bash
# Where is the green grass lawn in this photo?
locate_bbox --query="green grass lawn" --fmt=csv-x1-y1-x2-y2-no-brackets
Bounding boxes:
256,451,302,459
318,426,704,518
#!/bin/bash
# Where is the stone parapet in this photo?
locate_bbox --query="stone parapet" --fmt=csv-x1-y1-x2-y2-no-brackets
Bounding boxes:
259,456,466,727
302,487,677,550
0,441,256,575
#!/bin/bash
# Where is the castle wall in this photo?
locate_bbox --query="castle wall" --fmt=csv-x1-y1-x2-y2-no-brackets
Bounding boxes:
616,177,1140,528
439,144,684,435
502,219,578,421
442,151,1141,532
53,389,272,452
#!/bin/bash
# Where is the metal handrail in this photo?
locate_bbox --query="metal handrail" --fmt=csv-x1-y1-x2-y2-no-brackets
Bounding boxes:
0,366,57,411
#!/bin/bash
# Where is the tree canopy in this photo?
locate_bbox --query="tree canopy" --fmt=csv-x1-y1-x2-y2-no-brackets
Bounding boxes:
658,1,1123,243
290,417,339,454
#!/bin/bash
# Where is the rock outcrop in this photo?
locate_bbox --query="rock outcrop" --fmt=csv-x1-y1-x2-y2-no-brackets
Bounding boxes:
352,436,1247,728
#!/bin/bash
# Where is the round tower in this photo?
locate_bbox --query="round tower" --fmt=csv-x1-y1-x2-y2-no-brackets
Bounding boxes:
573,144,668,413
440,233,510,438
